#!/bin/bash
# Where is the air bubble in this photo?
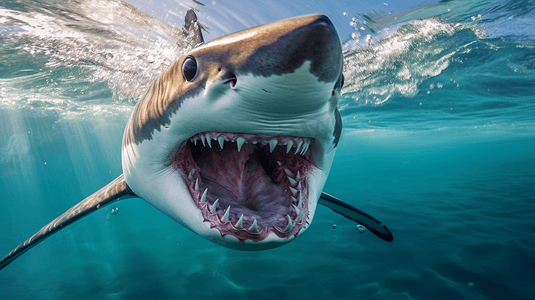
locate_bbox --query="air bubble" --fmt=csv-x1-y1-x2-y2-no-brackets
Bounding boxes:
356,225,366,233
332,224,337,229
468,282,474,288
111,207,119,215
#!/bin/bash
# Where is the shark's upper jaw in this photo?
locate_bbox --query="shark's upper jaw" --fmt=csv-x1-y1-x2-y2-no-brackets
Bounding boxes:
170,132,315,242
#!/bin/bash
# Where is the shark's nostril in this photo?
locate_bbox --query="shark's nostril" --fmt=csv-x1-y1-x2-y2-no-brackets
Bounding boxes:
224,75,237,88
221,70,237,88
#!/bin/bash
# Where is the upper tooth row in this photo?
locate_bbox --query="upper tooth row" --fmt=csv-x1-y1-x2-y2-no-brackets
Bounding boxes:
282,139,311,155
189,134,312,155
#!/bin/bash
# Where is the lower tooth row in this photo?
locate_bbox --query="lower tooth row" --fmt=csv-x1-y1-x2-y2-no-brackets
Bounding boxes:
200,188,260,233
200,187,300,234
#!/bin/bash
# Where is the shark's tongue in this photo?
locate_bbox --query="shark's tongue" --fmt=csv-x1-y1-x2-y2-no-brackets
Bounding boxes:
196,143,256,198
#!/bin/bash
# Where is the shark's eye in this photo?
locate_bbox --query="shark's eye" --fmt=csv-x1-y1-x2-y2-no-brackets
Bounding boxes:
182,56,198,82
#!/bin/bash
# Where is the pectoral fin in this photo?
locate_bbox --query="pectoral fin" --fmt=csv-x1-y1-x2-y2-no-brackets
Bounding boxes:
0,174,135,270
319,192,393,242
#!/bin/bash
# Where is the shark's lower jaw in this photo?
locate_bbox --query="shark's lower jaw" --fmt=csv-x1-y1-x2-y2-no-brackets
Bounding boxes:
170,132,315,243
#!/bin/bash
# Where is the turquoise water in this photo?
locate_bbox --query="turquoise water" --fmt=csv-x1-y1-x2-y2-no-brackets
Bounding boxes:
1,0,535,299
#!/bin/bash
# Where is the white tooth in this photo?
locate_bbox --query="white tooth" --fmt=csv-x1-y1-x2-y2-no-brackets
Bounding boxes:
298,192,303,209
195,178,200,191
291,196,297,203
296,171,301,182
288,177,297,186
300,141,308,155
248,218,259,233
221,205,230,222
289,187,298,196
277,161,282,166
285,140,293,153
296,208,304,223
200,188,208,202
252,140,257,144
283,215,293,233
210,199,219,213
269,139,278,153
292,204,304,222
193,137,198,145
303,139,311,154
205,134,212,148
236,137,245,152
218,136,225,149
235,214,244,229
294,140,303,154
188,169,195,180
200,135,206,147
297,181,302,191
284,168,294,177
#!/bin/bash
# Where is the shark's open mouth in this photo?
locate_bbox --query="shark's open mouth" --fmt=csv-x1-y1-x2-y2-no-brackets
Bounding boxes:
170,132,314,242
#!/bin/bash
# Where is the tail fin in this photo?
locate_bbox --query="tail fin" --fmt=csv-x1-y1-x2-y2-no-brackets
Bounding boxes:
0,174,135,270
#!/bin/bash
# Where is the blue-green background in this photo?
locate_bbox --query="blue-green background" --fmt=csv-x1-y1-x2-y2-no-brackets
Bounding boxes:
1,0,534,299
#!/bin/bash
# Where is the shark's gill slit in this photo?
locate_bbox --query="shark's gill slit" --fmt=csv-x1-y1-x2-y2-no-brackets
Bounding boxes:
170,132,314,242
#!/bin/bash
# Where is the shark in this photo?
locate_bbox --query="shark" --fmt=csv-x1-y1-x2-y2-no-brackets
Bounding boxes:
0,10,392,270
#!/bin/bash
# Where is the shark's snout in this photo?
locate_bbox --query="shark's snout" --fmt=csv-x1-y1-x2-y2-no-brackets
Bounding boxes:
239,15,343,84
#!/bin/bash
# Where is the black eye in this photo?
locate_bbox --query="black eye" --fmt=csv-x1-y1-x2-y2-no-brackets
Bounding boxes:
182,56,197,82
340,74,345,88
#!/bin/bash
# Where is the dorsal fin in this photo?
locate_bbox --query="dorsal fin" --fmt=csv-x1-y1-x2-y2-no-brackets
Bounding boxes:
182,9,204,47
0,175,135,270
